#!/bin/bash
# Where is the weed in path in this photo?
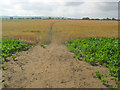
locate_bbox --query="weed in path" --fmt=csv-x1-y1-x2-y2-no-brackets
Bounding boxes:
40,44,46,48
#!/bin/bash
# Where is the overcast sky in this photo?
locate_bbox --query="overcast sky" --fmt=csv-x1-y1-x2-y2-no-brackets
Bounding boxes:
0,0,119,19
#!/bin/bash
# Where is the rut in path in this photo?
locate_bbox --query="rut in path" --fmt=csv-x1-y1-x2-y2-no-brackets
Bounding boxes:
48,22,54,43
48,22,57,44
2,22,116,88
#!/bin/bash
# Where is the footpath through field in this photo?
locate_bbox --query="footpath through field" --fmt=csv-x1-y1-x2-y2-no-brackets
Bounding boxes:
2,23,116,88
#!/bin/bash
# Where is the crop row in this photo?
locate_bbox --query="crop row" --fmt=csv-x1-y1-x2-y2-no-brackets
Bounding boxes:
66,37,119,78
0,38,31,60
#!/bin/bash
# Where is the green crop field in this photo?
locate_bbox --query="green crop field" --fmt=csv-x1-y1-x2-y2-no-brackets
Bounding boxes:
1,39,31,61
66,37,119,78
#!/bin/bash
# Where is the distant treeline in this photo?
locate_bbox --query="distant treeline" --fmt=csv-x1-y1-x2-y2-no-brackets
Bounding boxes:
81,17,117,21
2,16,118,21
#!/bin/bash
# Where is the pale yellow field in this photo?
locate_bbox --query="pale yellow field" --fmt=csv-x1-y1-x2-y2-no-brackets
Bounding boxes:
2,20,118,44
53,20,118,43
2,20,57,44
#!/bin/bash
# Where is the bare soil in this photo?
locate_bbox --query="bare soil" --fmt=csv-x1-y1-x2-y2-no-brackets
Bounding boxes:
2,42,117,88
2,23,117,88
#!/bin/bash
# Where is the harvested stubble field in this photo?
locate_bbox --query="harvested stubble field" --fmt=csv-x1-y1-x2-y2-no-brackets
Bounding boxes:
2,20,118,44
2,19,58,44
1,19,119,88
53,20,118,43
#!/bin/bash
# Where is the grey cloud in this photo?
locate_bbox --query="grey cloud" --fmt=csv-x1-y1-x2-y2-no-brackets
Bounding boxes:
20,2,56,11
67,2,118,18
96,2,118,11
65,2,84,6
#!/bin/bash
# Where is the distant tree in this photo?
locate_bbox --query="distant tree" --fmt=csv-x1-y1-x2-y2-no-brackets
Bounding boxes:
62,17,64,20
48,17,51,19
18,18,23,19
91,18,95,20
51,17,54,19
82,17,90,20
39,17,41,19
102,18,106,20
106,17,111,20
57,17,60,19
10,17,13,19
112,18,116,20
95,18,100,20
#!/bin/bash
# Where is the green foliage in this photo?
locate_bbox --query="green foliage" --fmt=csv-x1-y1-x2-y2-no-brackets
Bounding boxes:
12,55,16,61
101,77,107,82
114,77,118,83
110,86,116,90
73,55,76,58
3,83,8,87
95,71,101,78
1,38,31,61
40,44,46,48
66,37,119,80
1,65,6,70
95,71,107,83
15,52,18,55
118,83,120,88
1,59,4,64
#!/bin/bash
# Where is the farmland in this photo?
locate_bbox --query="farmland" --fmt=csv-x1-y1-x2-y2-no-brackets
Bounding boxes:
2,19,118,44
53,20,118,43
66,37,119,86
1,19,119,88
2,19,58,44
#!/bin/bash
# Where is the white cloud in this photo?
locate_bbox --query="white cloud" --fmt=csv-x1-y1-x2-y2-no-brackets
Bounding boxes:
0,0,118,18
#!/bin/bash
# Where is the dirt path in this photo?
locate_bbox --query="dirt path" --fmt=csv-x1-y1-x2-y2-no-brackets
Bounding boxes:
2,23,117,88
48,22,54,43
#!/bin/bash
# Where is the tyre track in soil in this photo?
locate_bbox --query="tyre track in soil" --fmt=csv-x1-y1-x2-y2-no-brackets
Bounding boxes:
48,22,54,43
2,22,117,88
